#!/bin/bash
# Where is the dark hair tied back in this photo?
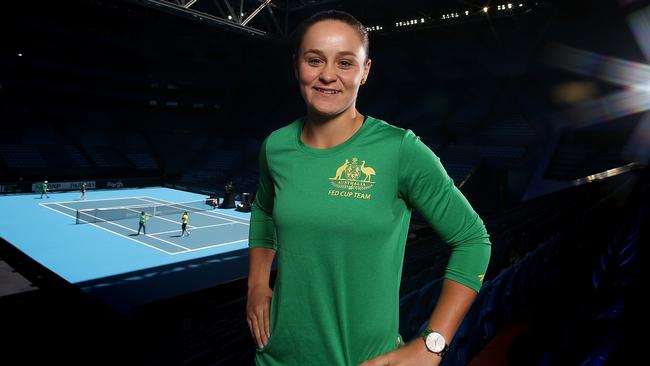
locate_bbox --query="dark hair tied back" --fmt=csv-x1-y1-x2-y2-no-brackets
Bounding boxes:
291,10,369,62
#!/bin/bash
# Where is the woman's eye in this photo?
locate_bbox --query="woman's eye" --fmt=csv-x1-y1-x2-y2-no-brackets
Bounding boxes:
339,61,353,68
308,58,322,65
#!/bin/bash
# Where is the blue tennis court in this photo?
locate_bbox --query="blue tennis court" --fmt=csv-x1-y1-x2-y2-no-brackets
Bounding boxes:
46,195,248,256
0,186,253,314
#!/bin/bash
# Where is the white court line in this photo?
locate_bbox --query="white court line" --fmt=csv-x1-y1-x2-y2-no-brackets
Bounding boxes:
141,197,250,225
54,203,191,251
123,207,197,229
194,238,249,250
147,238,248,254
47,203,190,250
57,199,197,229
55,202,83,210
39,203,183,255
74,214,191,251
56,198,198,229
43,199,250,255
138,198,254,253
150,222,233,236
43,196,152,205
149,229,183,236
138,197,243,225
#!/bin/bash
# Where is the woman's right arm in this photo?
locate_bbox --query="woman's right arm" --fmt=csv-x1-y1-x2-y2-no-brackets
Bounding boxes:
247,247,276,349
247,137,277,350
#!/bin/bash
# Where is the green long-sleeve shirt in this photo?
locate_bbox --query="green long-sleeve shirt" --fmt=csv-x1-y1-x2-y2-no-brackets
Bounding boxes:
248,115,491,365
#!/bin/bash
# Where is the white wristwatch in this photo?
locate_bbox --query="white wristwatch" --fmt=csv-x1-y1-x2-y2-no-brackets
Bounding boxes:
421,328,449,357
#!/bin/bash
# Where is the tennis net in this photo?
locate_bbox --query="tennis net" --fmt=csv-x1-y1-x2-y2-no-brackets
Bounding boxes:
75,199,215,224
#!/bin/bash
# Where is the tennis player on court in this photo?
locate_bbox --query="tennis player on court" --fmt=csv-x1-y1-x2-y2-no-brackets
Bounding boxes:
247,10,491,366
80,182,87,200
181,211,190,237
40,180,49,199
137,211,148,235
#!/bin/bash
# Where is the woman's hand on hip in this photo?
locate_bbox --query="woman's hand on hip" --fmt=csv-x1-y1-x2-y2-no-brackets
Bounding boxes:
358,339,441,366
246,285,273,350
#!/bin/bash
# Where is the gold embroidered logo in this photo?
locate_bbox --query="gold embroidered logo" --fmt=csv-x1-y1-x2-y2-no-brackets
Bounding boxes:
329,157,376,191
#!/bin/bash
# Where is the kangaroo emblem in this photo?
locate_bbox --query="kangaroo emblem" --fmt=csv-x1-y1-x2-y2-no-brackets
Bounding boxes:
331,159,350,180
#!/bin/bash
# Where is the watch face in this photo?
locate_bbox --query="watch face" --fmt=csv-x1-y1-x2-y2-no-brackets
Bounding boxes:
425,332,446,353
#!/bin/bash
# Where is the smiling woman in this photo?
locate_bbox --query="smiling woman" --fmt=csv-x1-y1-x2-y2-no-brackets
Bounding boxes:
246,9,491,366
293,13,371,149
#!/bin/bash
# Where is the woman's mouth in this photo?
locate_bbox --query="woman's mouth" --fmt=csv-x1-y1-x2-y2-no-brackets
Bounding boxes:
314,87,341,95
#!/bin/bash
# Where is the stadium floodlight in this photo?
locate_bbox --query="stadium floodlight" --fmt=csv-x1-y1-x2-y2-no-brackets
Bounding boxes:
541,4,650,163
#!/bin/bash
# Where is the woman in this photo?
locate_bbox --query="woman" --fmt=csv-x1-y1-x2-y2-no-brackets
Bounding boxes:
181,211,190,237
247,10,491,366
137,211,147,235
40,180,49,199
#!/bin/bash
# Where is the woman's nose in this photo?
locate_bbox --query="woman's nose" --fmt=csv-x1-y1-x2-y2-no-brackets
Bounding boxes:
319,64,337,82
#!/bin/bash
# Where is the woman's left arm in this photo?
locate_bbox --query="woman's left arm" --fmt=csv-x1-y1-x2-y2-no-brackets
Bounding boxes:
360,129,491,366
360,279,476,366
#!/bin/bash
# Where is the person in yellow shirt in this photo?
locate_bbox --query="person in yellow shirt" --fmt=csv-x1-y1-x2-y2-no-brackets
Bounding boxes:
181,211,190,237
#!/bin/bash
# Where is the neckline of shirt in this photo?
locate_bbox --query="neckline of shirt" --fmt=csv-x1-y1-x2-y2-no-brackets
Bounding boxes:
295,115,373,157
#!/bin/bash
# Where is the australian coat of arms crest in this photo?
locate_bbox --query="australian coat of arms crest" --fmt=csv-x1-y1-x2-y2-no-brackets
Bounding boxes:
329,157,376,191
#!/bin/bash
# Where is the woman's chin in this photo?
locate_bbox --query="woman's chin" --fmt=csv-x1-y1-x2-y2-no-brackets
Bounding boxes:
308,102,347,117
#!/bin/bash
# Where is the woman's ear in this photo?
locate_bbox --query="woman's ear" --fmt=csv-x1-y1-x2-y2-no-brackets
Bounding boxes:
362,58,372,85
